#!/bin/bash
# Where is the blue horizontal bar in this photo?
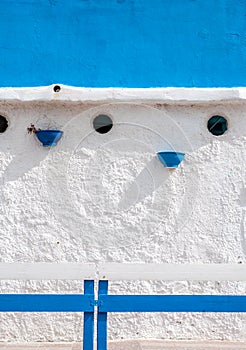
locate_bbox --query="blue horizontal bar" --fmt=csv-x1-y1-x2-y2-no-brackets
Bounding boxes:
99,295,246,313
0,294,94,312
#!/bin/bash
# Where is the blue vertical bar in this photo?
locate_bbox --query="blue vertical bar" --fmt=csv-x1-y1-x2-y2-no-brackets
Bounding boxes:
83,280,94,350
97,280,108,350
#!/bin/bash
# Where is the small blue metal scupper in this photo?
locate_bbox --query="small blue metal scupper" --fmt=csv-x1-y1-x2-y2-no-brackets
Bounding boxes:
36,130,63,147
157,151,185,169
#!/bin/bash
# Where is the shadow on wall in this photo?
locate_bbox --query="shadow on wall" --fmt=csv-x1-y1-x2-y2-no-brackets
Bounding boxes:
118,157,170,210
0,109,65,182
0,102,246,258
0,135,47,183
1,102,246,216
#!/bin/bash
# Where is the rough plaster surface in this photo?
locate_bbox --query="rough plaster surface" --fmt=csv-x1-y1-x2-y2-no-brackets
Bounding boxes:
0,101,246,342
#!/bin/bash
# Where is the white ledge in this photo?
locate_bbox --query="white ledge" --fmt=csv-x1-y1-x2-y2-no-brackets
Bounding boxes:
0,85,246,104
0,263,96,280
0,263,246,281
98,263,246,281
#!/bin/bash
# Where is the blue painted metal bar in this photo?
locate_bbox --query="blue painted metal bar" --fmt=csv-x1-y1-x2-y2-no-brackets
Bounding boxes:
97,281,109,350
0,294,93,312
83,280,95,350
99,295,246,313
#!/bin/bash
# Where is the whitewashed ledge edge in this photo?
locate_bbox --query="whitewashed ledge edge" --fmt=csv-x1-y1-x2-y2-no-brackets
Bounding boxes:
0,85,246,104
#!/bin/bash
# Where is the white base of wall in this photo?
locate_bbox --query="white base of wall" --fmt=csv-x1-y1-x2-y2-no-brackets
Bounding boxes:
1,341,246,350
109,340,246,350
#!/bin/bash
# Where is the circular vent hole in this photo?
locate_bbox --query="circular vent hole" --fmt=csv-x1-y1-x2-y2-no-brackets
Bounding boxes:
53,85,61,92
207,115,228,136
0,115,8,133
93,115,113,134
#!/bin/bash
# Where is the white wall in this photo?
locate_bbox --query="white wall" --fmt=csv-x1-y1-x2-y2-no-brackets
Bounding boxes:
0,97,246,341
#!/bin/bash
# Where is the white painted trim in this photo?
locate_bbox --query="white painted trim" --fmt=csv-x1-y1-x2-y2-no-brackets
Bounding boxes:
0,263,96,280
98,263,246,281
0,263,246,281
0,85,246,104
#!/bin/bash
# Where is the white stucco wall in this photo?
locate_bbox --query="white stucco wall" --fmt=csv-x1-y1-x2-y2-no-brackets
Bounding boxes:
0,89,246,341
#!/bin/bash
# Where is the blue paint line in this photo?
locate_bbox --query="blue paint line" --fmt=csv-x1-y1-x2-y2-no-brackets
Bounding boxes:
0,0,245,87
0,294,93,312
99,295,246,313
83,281,95,350
97,281,109,350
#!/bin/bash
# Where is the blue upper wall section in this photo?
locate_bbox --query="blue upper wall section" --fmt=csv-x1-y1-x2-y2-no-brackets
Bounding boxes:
0,0,246,88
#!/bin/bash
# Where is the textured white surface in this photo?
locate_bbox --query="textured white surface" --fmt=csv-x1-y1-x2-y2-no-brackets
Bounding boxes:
0,99,246,342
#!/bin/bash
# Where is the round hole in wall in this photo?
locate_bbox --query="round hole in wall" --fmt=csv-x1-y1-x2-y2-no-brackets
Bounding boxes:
207,115,228,136
93,115,113,134
0,115,8,133
53,85,61,92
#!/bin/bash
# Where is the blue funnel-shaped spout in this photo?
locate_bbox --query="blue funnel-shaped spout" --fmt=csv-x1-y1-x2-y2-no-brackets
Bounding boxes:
35,130,63,147
157,151,185,169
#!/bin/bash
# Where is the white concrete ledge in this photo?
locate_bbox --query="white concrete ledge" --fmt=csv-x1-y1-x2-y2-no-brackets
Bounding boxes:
1,263,246,281
0,263,96,280
98,263,246,281
0,85,246,104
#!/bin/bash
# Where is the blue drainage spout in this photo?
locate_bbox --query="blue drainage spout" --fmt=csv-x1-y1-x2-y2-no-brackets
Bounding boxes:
157,151,185,169
35,130,63,147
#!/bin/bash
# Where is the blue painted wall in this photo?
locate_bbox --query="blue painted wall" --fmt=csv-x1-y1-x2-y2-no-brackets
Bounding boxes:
0,0,245,88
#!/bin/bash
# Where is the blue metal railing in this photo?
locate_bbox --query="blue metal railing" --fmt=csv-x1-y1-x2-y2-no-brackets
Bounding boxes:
1,264,246,350
96,280,246,350
0,280,95,350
